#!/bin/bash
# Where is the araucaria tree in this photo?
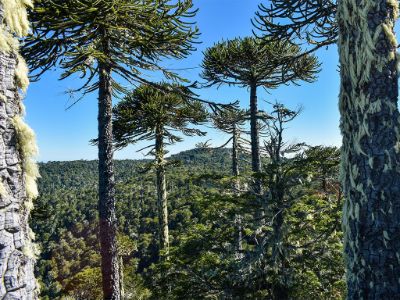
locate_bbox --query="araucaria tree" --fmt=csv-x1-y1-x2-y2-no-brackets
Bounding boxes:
212,107,247,181
201,37,318,214
337,0,400,297
112,84,207,257
212,107,247,256
0,0,39,298
254,0,337,52
22,1,198,298
259,0,400,297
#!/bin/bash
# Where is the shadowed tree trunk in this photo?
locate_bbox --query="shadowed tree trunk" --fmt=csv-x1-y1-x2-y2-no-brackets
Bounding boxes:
0,2,39,299
338,0,400,297
232,125,243,258
250,83,262,191
270,188,288,300
98,56,120,299
249,83,264,225
155,125,169,257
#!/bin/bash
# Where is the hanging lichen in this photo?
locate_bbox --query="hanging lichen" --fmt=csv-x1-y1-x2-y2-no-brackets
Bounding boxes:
0,0,39,205
1,0,32,37
11,115,39,205
15,53,29,91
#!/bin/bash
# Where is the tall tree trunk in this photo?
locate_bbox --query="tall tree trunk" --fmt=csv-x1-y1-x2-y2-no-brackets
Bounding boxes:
98,60,120,300
119,256,124,299
155,126,169,256
270,189,288,300
232,125,243,259
232,125,240,178
337,0,400,297
250,83,261,188
249,83,264,223
0,2,39,298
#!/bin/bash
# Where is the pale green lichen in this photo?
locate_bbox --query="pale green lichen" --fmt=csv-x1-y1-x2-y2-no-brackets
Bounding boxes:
0,93,6,102
11,115,39,203
0,180,8,196
0,0,32,53
1,0,32,37
1,0,38,203
23,226,40,259
0,25,18,53
15,54,29,91
22,240,40,259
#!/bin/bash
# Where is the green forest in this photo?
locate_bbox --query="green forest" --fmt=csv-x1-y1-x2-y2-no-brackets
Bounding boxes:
0,0,398,299
33,146,343,299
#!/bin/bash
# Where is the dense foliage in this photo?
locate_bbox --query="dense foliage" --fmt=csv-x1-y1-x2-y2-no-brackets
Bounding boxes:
32,145,344,299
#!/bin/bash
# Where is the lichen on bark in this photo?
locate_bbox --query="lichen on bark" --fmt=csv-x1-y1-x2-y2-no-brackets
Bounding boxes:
0,0,39,298
338,0,400,297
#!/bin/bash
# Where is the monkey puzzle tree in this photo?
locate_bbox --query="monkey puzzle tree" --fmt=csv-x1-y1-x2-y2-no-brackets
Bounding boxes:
22,1,198,298
0,0,39,298
261,103,304,300
337,1,400,297
212,106,247,181
211,106,247,257
258,0,400,297
112,84,207,257
201,37,318,215
254,0,337,52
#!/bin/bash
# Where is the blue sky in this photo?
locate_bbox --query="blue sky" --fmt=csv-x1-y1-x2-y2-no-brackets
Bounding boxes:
24,0,341,162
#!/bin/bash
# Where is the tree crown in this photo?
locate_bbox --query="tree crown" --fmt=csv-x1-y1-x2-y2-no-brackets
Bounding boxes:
112,83,208,151
201,36,319,89
253,0,337,51
22,0,199,96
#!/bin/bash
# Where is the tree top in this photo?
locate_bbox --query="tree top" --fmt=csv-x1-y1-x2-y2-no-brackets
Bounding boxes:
201,36,320,89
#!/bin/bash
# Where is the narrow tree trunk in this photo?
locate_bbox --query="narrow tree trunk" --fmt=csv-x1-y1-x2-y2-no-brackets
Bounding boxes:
98,60,120,300
119,256,124,299
250,83,261,186
232,125,243,259
249,83,264,223
155,126,169,257
337,0,400,297
0,3,38,298
271,190,288,300
232,126,240,178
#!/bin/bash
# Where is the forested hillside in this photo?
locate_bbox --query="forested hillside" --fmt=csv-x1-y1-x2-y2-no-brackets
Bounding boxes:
32,148,344,299
0,0,395,298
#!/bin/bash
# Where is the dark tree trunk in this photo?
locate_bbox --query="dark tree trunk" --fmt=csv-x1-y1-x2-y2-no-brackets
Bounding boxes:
232,125,240,178
155,126,169,256
232,125,243,258
271,189,288,300
250,83,261,187
249,83,264,223
337,0,400,298
98,61,120,300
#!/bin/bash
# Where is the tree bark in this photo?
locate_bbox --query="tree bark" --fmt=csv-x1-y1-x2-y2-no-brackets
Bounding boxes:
270,189,288,300
232,125,243,259
337,0,400,298
98,60,120,300
0,4,39,299
250,83,261,187
155,125,169,257
0,40,38,300
249,83,264,223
